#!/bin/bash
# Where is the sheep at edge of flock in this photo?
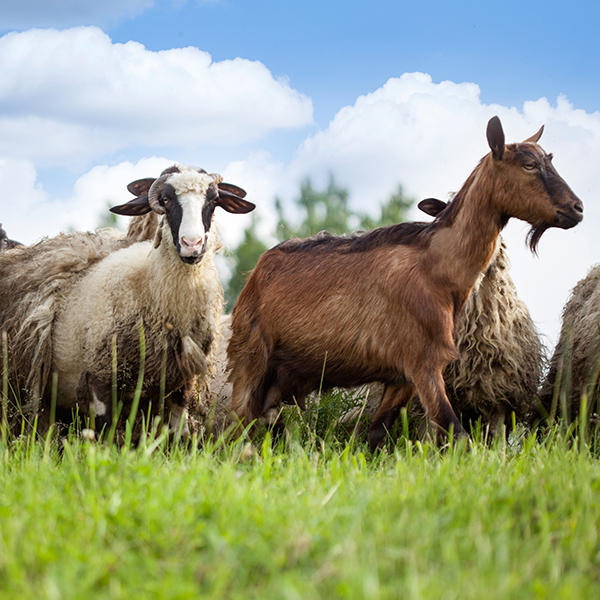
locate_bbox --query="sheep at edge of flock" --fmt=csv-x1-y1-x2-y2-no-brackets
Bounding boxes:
0,223,22,252
539,264,600,422
0,165,255,438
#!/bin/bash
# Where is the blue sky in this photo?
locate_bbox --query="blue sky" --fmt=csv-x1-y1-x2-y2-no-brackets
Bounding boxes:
1,0,599,343
109,0,600,119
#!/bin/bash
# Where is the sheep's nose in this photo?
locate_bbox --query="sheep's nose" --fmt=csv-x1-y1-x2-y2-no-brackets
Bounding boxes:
181,236,203,252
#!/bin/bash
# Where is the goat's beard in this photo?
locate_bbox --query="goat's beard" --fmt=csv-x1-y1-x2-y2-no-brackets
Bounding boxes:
526,224,550,255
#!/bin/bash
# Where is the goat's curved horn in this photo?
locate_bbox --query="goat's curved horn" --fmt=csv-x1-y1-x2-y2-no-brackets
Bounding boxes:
523,125,544,144
148,175,170,215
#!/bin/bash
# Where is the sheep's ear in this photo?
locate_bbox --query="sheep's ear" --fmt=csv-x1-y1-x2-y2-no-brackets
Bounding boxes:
127,177,156,197
523,125,544,144
216,189,255,214
218,182,247,198
110,194,153,216
487,116,505,160
418,198,448,217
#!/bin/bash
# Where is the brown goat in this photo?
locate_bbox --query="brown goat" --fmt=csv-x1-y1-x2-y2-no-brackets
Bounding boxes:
227,117,583,451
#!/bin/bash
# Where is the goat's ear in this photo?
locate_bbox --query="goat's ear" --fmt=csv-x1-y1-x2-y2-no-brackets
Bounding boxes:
523,125,544,144
110,194,153,216
486,116,505,160
418,198,448,217
218,182,247,198
216,189,255,214
127,177,156,197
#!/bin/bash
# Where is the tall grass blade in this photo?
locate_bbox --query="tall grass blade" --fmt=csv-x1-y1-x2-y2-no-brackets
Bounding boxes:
2,331,8,443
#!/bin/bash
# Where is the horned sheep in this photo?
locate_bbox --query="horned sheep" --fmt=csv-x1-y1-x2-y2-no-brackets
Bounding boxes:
0,165,254,437
226,117,583,451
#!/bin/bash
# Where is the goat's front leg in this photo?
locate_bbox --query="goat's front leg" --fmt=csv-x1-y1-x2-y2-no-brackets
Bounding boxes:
369,381,416,452
411,368,464,440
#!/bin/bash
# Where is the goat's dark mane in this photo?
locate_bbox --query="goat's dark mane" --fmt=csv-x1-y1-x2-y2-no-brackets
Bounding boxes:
276,175,465,255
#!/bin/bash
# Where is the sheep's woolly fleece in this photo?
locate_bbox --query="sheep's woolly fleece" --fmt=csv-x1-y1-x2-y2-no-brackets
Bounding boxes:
0,230,131,421
539,263,600,421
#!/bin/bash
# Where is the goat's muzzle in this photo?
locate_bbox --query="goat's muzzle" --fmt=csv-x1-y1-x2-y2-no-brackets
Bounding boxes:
555,199,584,229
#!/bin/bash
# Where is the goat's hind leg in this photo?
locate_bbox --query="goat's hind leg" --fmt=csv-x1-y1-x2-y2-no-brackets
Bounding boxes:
369,382,415,453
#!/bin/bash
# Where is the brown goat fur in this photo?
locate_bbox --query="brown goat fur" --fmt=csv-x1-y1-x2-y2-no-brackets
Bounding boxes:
539,264,600,421
409,199,544,430
227,117,583,451
199,238,543,438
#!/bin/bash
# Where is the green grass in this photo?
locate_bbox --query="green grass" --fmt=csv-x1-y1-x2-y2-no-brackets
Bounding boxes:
1,420,600,599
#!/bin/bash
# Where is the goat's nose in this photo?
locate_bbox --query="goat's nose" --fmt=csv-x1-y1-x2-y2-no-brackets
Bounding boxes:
181,236,203,251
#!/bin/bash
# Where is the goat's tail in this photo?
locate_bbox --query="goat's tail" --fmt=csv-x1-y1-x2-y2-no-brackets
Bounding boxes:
228,319,271,423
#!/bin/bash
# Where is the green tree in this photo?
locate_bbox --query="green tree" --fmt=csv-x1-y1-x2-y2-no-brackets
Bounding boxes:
275,175,354,241
96,202,120,230
224,212,268,309
358,184,413,231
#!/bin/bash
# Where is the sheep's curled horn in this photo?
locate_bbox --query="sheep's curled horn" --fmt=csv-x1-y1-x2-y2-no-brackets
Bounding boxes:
113,166,253,216
147,166,182,215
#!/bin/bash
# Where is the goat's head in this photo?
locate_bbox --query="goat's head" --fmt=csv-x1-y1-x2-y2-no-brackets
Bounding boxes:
110,165,255,264
485,116,583,252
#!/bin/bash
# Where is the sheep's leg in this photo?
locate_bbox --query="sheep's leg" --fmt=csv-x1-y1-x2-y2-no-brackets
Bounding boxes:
411,368,464,439
76,371,113,435
165,384,192,440
369,382,416,452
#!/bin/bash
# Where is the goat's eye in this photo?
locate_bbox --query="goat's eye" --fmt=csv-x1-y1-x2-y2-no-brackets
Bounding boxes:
523,163,536,171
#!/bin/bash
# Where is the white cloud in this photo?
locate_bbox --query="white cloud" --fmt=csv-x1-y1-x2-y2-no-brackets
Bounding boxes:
0,27,313,166
0,1,153,30
0,158,48,244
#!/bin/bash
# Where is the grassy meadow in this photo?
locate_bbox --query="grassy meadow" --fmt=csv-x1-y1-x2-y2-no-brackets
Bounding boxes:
1,392,600,599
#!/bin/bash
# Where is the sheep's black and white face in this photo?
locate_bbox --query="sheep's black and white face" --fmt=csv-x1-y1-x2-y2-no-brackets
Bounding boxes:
111,165,255,265
158,171,217,265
